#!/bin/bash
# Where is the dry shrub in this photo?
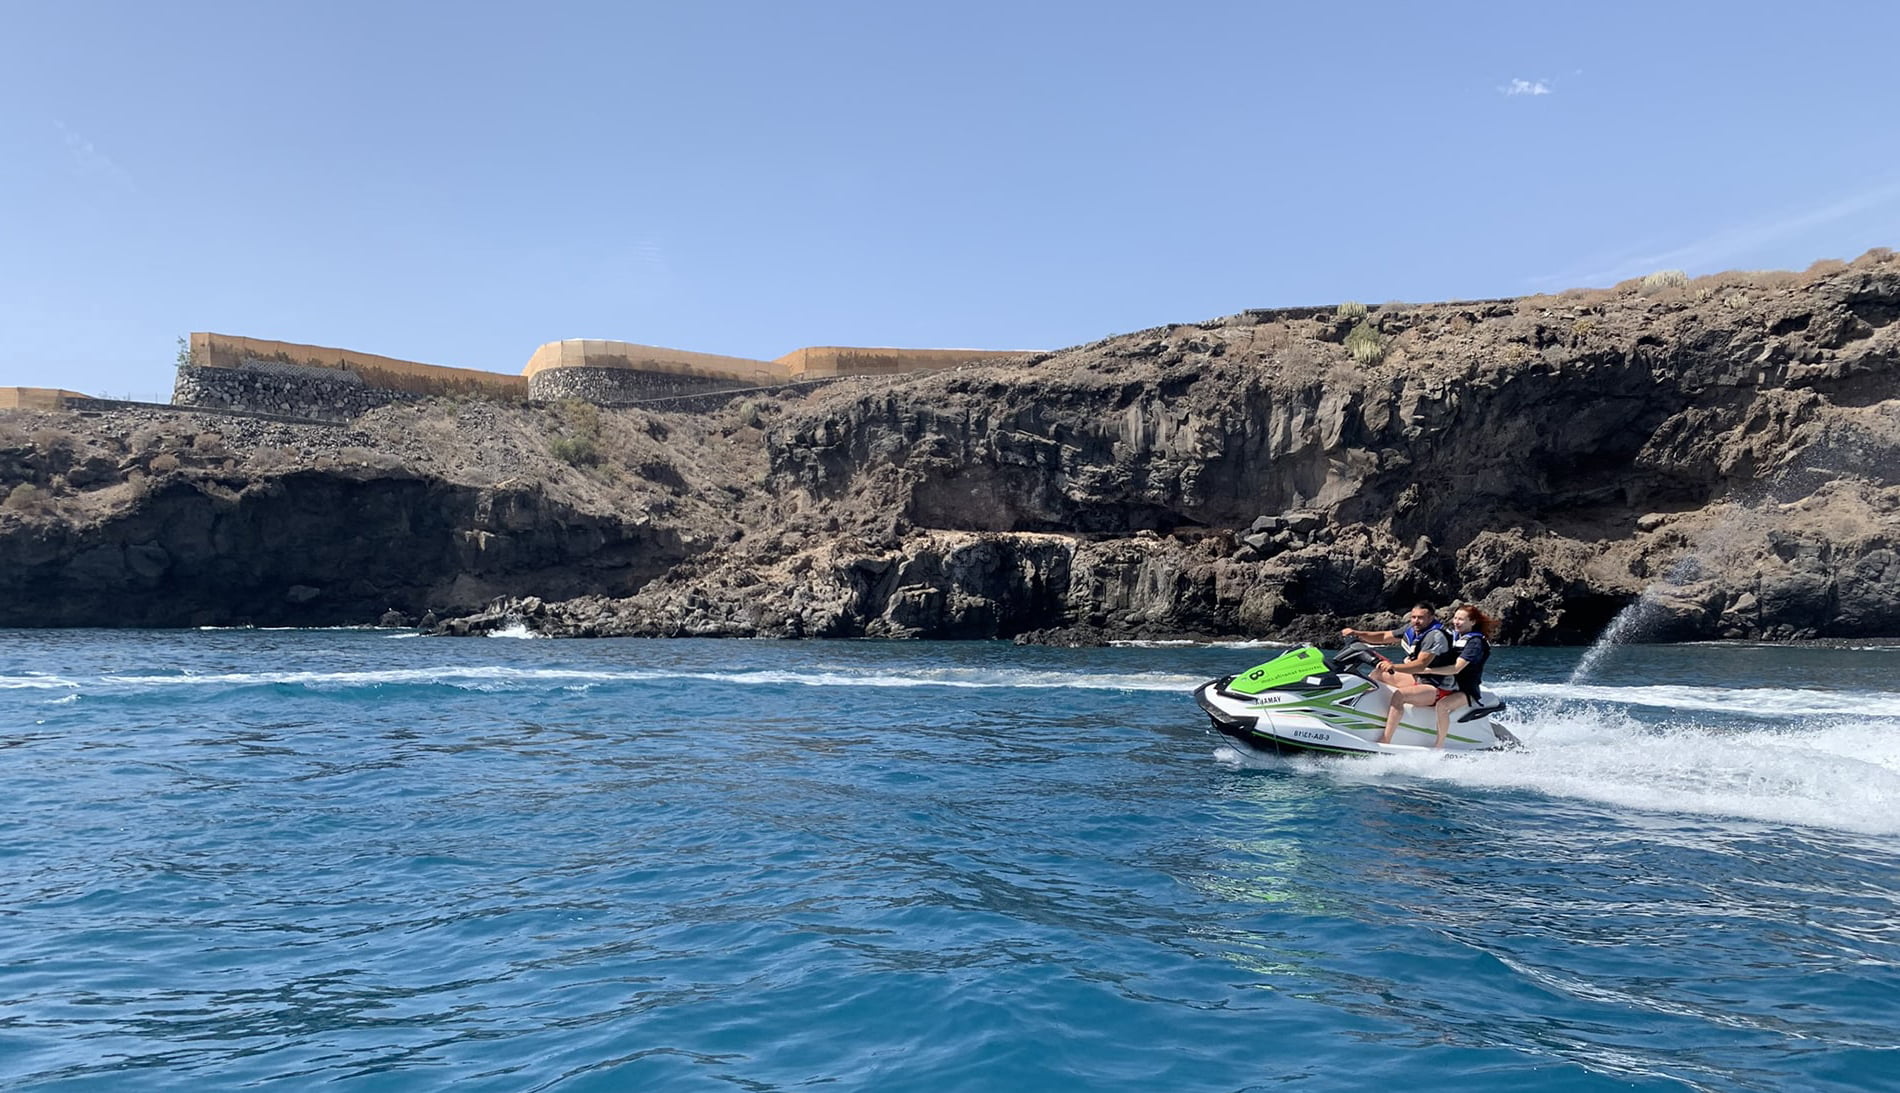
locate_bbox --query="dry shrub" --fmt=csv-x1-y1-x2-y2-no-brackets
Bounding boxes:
250,446,298,472
732,398,782,430
1277,340,1323,371
1640,270,1690,295
1335,301,1369,320
191,432,226,456
1558,286,1616,307
148,452,181,474
1805,258,1848,276
1854,246,1895,265
3,483,47,513
1250,322,1293,354
338,446,400,469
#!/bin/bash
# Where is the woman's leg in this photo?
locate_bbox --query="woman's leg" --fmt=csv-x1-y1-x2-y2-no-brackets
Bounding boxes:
1434,693,1470,748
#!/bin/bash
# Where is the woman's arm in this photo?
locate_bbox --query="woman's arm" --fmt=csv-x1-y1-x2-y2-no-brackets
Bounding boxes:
1396,657,1470,676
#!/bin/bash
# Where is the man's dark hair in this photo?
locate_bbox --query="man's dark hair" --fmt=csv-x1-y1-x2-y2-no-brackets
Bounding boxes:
1412,602,1437,613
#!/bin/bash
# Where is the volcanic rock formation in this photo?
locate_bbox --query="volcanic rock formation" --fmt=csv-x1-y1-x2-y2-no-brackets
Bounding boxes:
3,251,1896,642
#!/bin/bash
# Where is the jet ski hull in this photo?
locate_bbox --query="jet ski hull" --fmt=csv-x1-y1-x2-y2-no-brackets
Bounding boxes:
1195,646,1518,757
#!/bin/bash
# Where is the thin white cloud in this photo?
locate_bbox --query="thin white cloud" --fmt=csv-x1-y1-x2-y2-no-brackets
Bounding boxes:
1531,179,1900,289
630,239,668,273
1502,78,1551,97
53,120,138,194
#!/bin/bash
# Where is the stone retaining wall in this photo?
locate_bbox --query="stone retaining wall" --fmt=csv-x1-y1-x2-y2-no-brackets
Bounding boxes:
173,364,418,421
527,366,751,405
169,333,1032,419
191,333,528,401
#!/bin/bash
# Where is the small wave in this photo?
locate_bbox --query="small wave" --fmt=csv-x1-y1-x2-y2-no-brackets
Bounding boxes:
1324,707,1900,836
77,664,1207,694
1503,681,1898,718
486,622,540,639
1678,639,1900,650
678,667,1205,692
1111,639,1290,650
193,625,380,632
0,676,79,690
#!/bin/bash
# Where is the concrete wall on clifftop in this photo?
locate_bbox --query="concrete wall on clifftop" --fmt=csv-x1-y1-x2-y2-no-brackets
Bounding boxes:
522,340,782,403
774,347,1021,378
168,332,1036,419
188,334,529,402
0,388,90,410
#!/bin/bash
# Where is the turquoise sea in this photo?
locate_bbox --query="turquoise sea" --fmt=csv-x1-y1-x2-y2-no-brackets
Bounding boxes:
2,630,1896,1091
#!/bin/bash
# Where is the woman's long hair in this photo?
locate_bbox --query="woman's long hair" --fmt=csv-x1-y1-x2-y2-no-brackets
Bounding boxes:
1454,604,1499,640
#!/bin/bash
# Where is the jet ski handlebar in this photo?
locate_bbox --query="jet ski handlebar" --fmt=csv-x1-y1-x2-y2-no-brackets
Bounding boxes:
1332,642,1386,674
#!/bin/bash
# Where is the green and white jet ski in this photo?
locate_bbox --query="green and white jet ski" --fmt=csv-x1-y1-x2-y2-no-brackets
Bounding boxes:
1194,643,1517,757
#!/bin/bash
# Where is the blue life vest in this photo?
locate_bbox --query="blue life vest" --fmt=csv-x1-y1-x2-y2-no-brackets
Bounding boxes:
1449,631,1490,700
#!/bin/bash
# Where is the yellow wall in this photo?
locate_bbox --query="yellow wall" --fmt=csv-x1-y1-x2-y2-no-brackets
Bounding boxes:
774,347,1019,379
191,333,529,401
523,341,1026,384
522,340,782,385
184,333,1033,405
0,387,87,410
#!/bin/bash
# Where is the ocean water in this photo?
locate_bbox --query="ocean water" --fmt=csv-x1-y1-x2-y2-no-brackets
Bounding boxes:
2,631,1896,1092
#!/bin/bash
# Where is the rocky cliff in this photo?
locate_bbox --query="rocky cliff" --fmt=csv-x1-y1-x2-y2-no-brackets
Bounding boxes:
4,251,1896,641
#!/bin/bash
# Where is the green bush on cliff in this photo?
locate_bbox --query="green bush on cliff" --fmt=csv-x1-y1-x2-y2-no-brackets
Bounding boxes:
551,399,603,467
550,434,601,467
1344,320,1387,365
1336,301,1369,320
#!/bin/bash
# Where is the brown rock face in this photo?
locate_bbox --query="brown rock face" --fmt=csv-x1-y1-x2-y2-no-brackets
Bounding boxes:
3,251,1896,641
0,402,730,628
573,252,1899,644
0,471,689,627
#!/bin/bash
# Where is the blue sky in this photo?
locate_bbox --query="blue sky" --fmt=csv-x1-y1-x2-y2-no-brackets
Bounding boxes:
4,1,1896,399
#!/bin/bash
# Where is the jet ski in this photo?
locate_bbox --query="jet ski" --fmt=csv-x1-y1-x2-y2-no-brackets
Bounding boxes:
1194,643,1517,757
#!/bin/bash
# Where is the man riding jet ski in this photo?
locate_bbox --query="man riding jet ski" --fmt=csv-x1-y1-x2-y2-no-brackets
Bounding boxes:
1193,638,1516,757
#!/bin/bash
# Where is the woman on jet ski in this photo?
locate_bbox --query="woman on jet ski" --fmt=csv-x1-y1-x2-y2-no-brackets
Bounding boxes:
1426,604,1498,747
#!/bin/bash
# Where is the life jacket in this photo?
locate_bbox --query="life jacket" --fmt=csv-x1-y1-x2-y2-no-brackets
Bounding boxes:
1400,621,1458,685
1448,630,1490,699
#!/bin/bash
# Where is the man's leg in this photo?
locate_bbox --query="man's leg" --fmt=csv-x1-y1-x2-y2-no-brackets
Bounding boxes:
1381,684,1437,743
